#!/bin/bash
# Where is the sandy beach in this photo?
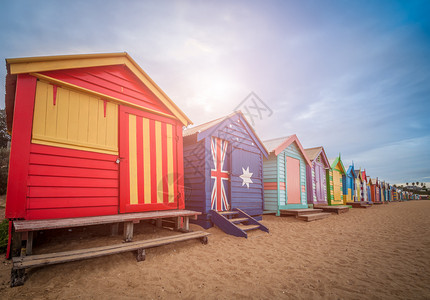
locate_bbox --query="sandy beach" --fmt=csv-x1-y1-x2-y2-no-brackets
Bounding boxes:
1,200,429,299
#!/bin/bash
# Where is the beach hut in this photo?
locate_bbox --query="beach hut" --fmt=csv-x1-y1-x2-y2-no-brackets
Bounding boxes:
343,164,356,203
304,146,330,206
361,170,369,202
5,53,194,219
183,111,269,236
304,147,350,214
327,155,346,206
369,178,382,204
381,181,386,202
354,169,362,202
5,53,211,283
262,135,330,221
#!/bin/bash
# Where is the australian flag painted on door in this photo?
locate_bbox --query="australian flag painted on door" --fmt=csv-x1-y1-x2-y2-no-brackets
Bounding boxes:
182,111,268,229
210,137,230,211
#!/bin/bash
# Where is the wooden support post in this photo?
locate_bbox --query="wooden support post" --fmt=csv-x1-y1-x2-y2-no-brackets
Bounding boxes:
11,226,22,258
26,232,33,256
136,248,146,262
156,219,162,228
20,232,28,257
184,216,189,232
123,222,134,242
174,217,181,231
10,269,26,287
111,223,119,236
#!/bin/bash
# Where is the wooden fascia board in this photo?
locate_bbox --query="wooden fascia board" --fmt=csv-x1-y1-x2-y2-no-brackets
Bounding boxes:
319,148,331,169
7,53,192,126
236,112,269,158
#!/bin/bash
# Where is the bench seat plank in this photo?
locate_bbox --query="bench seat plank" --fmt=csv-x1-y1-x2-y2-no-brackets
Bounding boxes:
14,210,201,232
13,231,210,269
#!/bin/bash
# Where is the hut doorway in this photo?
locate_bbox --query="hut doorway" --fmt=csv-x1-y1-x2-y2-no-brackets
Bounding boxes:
286,156,301,204
119,108,178,213
210,137,231,211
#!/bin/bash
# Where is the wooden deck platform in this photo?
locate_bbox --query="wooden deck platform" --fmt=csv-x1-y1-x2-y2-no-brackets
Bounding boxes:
313,205,350,214
280,209,331,222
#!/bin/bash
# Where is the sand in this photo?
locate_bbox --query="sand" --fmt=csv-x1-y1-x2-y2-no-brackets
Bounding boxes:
1,200,430,299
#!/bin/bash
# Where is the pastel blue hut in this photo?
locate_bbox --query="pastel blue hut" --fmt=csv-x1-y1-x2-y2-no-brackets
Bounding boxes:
263,135,312,215
183,111,269,237
343,164,356,204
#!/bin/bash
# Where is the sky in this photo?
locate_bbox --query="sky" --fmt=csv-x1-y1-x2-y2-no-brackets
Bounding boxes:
0,0,429,184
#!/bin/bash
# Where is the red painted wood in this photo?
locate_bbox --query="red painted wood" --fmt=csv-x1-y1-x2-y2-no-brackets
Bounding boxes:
42,66,174,116
161,122,168,204
26,206,118,220
6,74,37,219
136,116,144,205
118,202,178,213
119,105,177,126
149,119,157,204
28,176,118,188
30,153,117,170
30,144,117,161
52,85,57,105
172,123,178,207
28,197,118,209
28,164,118,179
119,108,129,213
176,122,185,209
28,187,118,198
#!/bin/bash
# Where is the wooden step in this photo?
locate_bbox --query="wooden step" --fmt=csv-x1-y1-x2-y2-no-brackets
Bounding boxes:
280,209,323,217
12,231,210,270
297,213,331,222
230,217,249,224
236,224,261,231
218,211,239,216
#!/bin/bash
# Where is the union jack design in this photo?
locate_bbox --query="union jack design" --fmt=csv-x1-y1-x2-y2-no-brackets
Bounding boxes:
210,137,229,211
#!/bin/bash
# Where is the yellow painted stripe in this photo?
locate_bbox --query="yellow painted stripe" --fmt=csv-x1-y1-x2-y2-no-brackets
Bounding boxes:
155,121,163,203
142,118,151,204
128,115,138,205
166,124,174,203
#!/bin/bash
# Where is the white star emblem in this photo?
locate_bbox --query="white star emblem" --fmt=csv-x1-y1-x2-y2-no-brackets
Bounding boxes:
240,166,253,188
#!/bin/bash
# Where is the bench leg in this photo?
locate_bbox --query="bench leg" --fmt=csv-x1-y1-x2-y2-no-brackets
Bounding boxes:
174,217,181,231
123,222,134,242
26,232,33,256
184,217,189,232
136,248,146,262
111,223,119,236
11,228,22,258
10,268,25,287
200,236,208,245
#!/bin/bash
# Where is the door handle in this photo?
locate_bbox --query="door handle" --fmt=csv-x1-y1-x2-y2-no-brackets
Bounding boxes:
115,157,125,164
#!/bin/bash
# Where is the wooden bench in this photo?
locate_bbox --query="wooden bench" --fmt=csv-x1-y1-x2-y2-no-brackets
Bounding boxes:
9,210,206,287
11,231,210,287
12,210,201,256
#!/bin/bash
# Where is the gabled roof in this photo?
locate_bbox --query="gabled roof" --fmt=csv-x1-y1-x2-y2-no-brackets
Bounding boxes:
304,146,330,169
346,165,356,178
263,135,312,166
328,155,346,174
183,111,268,158
354,169,362,180
5,52,192,126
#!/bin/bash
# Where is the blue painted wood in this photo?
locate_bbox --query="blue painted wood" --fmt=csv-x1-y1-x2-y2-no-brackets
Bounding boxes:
183,112,268,228
210,210,247,238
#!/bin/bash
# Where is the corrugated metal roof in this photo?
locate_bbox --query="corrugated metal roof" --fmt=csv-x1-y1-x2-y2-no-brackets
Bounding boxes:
263,136,291,153
304,146,322,161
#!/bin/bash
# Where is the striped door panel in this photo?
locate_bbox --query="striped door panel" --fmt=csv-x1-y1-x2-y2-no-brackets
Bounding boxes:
120,110,178,213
